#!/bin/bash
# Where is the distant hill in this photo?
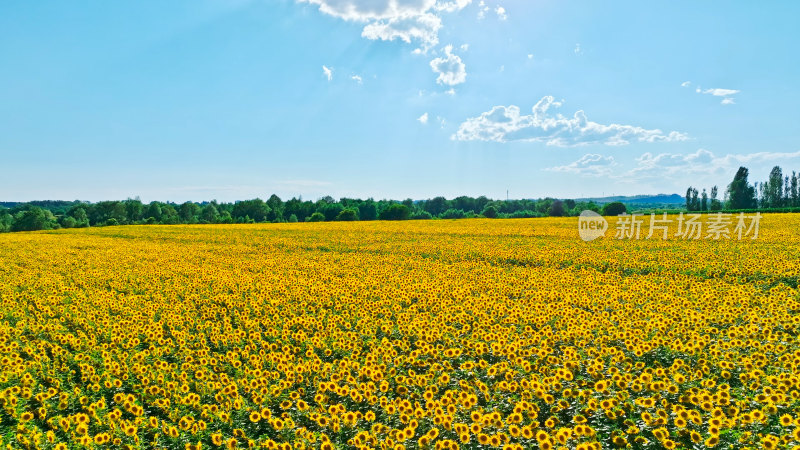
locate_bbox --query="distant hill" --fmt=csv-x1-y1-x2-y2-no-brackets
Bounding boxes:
575,194,684,205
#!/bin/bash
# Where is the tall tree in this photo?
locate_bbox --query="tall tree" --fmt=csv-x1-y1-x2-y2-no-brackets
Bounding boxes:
725,166,757,209
701,188,708,211
766,166,784,208
709,186,722,211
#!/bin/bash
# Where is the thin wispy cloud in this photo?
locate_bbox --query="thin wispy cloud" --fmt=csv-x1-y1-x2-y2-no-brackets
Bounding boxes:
683,81,740,104
546,154,617,176
322,65,333,81
549,149,800,180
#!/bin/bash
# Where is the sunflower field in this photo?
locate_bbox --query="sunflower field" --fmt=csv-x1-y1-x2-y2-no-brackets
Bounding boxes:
1,216,800,450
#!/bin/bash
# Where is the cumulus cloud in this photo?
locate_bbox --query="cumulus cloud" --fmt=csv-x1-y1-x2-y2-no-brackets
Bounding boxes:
322,65,333,81
546,154,617,176
433,0,472,13
681,81,691,87
430,44,467,86
351,74,363,84
361,13,442,51
453,96,688,147
417,112,429,124
298,0,469,52
495,6,507,20
574,43,583,55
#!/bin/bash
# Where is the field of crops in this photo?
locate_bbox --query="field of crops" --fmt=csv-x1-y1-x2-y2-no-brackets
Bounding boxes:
1,216,800,450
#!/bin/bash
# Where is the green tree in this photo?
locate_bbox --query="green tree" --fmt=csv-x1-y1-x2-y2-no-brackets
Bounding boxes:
145,202,163,221
179,202,201,223
701,189,708,211
11,207,58,231
410,211,433,220
336,208,359,221
765,166,784,208
68,207,90,227
124,198,144,223
288,214,298,223
0,211,13,232
439,208,467,219
725,166,757,209
548,200,565,217
424,197,448,216
379,204,411,220
601,202,626,216
307,212,326,222
267,194,284,222
232,199,270,222
358,201,378,221
160,204,179,224
201,204,220,223
481,205,498,218
709,186,722,211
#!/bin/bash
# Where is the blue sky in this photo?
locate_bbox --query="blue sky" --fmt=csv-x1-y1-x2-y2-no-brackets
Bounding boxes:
1,0,799,202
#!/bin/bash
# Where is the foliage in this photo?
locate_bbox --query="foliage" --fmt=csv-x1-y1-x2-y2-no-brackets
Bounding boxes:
335,208,359,221
378,204,411,221
601,201,627,216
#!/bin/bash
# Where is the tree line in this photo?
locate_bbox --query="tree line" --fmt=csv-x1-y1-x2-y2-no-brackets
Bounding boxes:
686,165,800,211
0,195,626,233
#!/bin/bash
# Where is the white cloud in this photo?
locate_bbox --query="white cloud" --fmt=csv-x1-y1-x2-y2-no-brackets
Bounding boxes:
453,96,688,147
546,154,617,176
322,65,333,81
681,81,691,87
547,149,800,180
629,149,800,179
477,0,489,19
460,43,469,51
361,13,442,51
351,74,363,84
702,88,740,97
299,0,469,52
445,88,456,95
693,86,740,105
495,6,507,20
527,53,534,59
429,44,467,86
574,43,583,55
433,0,472,13
417,112,429,124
